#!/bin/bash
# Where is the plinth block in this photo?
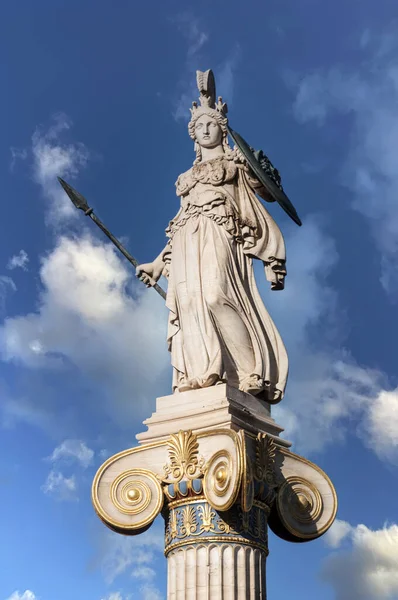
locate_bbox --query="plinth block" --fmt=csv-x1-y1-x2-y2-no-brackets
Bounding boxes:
136,385,290,448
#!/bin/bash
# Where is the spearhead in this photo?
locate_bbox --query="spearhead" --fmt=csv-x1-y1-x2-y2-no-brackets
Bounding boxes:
58,177,91,213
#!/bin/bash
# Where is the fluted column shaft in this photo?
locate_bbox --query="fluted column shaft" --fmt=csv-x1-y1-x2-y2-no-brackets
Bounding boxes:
167,543,266,599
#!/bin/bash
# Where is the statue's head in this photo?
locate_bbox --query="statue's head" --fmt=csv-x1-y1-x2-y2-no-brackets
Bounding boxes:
193,113,223,148
188,70,231,163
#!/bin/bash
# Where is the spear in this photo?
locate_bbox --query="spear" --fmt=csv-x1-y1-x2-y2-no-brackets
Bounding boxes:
57,177,167,300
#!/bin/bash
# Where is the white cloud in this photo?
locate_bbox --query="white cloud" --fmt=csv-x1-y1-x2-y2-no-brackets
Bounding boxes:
321,522,398,599
274,354,385,454
6,592,37,600
0,234,169,428
7,250,29,271
362,388,398,465
41,470,77,501
10,147,28,171
31,113,89,223
98,525,164,584
291,27,398,294
293,68,369,126
173,13,208,59
0,385,59,433
0,277,17,293
216,46,241,107
0,276,16,314
134,550,158,565
138,585,163,600
173,14,209,122
324,519,353,549
47,439,94,469
132,566,156,581
101,594,124,600
131,564,164,600
99,449,111,460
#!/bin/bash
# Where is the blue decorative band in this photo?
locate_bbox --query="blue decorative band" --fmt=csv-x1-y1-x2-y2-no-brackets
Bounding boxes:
164,499,268,554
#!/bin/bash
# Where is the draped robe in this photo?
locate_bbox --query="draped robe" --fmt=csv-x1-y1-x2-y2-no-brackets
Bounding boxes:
163,153,288,402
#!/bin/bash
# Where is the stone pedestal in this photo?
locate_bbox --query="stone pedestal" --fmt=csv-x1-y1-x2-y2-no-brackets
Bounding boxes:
92,386,337,599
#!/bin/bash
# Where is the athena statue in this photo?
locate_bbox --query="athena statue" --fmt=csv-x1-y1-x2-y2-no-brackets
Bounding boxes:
137,70,301,404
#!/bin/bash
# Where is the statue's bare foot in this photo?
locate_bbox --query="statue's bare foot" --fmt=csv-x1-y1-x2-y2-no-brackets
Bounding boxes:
177,380,194,392
177,373,222,393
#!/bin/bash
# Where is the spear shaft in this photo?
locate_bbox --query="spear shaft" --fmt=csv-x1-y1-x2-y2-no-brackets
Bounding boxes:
57,177,167,300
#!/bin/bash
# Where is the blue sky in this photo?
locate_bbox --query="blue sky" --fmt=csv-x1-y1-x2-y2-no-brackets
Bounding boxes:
1,1,398,599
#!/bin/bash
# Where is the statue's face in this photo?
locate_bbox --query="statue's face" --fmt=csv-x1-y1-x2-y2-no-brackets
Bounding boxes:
194,114,223,148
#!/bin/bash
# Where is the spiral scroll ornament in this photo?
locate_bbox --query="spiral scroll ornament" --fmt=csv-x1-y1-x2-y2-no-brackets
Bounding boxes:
203,448,241,511
276,476,325,540
93,468,163,534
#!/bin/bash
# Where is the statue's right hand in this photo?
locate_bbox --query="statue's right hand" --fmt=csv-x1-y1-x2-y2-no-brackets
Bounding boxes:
136,262,161,288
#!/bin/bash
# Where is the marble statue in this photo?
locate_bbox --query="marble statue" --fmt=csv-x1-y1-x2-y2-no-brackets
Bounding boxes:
137,70,295,404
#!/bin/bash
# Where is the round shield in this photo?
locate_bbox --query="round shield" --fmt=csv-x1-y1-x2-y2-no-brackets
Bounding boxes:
228,126,302,227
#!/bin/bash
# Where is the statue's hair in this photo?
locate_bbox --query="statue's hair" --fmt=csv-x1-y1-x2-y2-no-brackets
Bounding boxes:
188,107,232,164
